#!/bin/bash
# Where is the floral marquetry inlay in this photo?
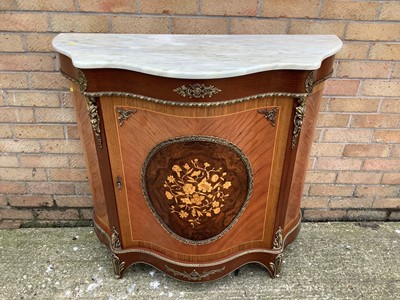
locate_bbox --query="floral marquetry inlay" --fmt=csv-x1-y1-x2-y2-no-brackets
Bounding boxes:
164,159,232,227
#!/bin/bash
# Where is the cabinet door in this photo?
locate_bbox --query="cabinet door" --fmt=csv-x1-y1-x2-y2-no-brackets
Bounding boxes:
101,96,294,262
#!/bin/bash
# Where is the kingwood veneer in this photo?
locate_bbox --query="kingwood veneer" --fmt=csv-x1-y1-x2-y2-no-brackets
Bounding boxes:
53,34,342,282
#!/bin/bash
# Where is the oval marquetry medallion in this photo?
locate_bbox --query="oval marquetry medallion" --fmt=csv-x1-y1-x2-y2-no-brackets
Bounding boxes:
141,136,253,244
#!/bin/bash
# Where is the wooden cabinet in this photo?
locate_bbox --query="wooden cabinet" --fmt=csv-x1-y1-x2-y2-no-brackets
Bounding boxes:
54,34,341,281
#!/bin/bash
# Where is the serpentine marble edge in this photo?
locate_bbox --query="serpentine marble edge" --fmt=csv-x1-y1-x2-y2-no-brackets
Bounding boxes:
52,34,342,79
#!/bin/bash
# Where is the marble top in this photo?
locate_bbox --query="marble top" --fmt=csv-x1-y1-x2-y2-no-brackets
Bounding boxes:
53,34,342,79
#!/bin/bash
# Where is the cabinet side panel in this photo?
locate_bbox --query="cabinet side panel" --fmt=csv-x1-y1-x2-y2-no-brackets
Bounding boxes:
285,87,324,229
71,85,110,230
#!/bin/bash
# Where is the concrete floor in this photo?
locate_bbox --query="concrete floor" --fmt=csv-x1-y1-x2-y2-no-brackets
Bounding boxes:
0,222,399,300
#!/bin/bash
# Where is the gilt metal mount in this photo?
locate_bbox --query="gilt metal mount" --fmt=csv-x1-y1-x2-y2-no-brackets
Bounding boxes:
174,83,221,99
258,107,279,127
116,108,136,127
165,264,225,281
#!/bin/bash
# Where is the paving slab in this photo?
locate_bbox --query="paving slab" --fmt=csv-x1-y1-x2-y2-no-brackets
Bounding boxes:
0,222,399,300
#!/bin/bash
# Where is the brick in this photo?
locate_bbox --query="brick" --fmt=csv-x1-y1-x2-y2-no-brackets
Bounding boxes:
112,16,169,34
14,125,65,139
351,114,400,128
16,0,75,11
335,42,369,60
80,0,136,12
0,13,48,32
66,125,80,139
231,19,287,34
346,22,400,41
53,196,93,207
0,155,18,167
317,114,349,127
25,34,57,52
0,34,24,52
172,18,228,34
363,159,400,171
19,155,69,168
373,198,400,209
35,209,79,220
28,182,75,195
301,197,329,209
310,143,343,157
323,129,372,143
0,107,35,123
0,54,56,72
323,80,360,96
74,182,91,195
346,210,387,221
361,80,400,97
0,208,33,220
389,211,400,221
373,130,400,143
391,145,400,158
80,208,94,220
8,195,53,207
30,72,69,90
369,43,400,60
35,108,76,123
0,125,12,138
48,168,88,182
303,209,347,221
321,1,379,20
381,173,400,185
288,20,346,38
329,98,380,113
68,155,87,168
140,0,196,14
202,0,257,16
0,72,29,89
305,172,337,184
0,182,26,194
336,172,382,184
343,144,390,158
0,167,46,181
0,195,7,206
60,92,74,108
6,92,60,107
261,0,320,18
379,2,400,21
337,61,391,79
41,140,83,154
309,184,355,197
0,0,14,9
329,198,373,209
51,14,109,33
392,63,400,79
316,157,362,171
0,140,41,153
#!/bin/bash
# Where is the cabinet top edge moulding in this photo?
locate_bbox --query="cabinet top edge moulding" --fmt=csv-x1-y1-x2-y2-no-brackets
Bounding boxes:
52,34,342,79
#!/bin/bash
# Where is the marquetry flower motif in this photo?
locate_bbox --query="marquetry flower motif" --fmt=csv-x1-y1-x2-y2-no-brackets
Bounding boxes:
164,159,232,227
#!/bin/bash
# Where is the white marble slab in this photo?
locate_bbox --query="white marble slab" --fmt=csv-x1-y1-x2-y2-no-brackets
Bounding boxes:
53,34,342,79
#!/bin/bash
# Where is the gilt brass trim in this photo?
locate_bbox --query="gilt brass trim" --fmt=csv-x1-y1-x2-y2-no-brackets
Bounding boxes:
116,107,136,127
141,135,254,245
291,96,307,149
305,71,314,94
273,227,283,250
112,254,125,279
258,107,279,127
269,253,284,278
111,227,121,250
165,264,225,281
86,96,103,148
174,83,221,99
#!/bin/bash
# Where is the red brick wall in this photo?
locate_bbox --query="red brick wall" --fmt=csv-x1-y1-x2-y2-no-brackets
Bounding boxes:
0,0,399,226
